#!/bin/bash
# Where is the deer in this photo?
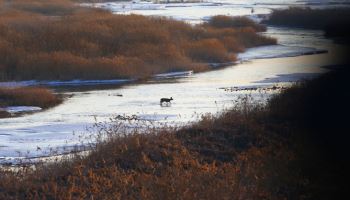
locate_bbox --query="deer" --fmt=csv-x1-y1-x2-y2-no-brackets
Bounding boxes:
160,97,173,105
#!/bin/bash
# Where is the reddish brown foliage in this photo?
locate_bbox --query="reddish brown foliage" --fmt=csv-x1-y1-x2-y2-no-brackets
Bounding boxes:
0,87,62,108
0,92,303,199
185,39,232,63
1,69,349,199
0,109,10,118
208,15,267,32
264,7,350,39
0,0,275,81
5,0,77,16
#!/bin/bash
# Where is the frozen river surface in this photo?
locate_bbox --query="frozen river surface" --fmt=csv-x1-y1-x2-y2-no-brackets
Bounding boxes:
86,0,350,24
0,0,348,163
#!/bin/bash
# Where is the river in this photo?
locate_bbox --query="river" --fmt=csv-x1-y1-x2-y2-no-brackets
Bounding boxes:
0,0,348,164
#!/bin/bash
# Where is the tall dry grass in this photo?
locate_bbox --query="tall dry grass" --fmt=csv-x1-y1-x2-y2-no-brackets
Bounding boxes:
0,0,276,81
0,109,10,118
207,15,267,32
2,0,77,16
0,106,297,200
264,7,350,39
1,67,349,199
0,87,62,108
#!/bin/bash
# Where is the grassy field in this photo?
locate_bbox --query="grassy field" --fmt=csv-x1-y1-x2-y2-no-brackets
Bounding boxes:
0,0,275,81
1,66,348,199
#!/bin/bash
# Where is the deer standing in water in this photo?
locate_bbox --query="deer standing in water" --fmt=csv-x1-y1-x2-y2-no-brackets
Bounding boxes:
160,97,173,105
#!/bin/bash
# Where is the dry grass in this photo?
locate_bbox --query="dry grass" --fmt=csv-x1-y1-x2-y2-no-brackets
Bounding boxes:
2,0,77,16
0,109,10,118
207,15,267,32
1,67,349,199
0,109,296,200
0,0,276,81
264,7,350,39
0,87,62,109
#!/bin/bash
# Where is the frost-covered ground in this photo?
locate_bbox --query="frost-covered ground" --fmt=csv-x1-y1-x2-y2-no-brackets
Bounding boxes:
1,0,347,164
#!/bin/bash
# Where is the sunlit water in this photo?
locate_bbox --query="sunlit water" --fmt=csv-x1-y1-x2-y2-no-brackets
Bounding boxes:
1,0,348,163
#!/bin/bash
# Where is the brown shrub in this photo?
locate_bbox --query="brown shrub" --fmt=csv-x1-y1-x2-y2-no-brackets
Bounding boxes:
0,92,307,200
235,27,277,48
265,7,348,28
0,1,275,81
185,39,231,63
208,15,267,32
0,109,10,118
264,7,350,39
0,87,62,108
221,36,245,52
4,0,78,16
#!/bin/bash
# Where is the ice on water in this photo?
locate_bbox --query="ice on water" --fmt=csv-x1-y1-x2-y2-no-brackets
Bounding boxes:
1,0,345,163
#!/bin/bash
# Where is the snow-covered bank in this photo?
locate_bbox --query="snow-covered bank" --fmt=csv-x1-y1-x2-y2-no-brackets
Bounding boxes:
0,71,194,88
238,45,327,61
0,79,131,88
154,71,193,79
4,106,42,114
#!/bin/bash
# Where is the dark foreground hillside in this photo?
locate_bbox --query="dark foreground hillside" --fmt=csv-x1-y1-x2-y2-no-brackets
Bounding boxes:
1,65,349,199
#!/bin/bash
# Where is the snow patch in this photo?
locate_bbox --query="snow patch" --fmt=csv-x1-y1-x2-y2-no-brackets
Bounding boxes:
154,71,193,79
5,106,42,114
238,45,327,61
0,79,131,88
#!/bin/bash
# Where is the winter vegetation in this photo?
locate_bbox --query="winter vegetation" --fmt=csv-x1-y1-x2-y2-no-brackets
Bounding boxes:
0,67,348,199
0,87,61,108
0,87,62,118
0,1,349,198
264,7,350,39
207,15,267,32
0,109,10,118
0,0,276,81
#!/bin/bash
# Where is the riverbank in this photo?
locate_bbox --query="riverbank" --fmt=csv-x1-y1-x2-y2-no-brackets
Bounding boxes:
1,65,348,199
264,7,350,42
0,0,275,81
0,0,277,119
0,87,62,118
